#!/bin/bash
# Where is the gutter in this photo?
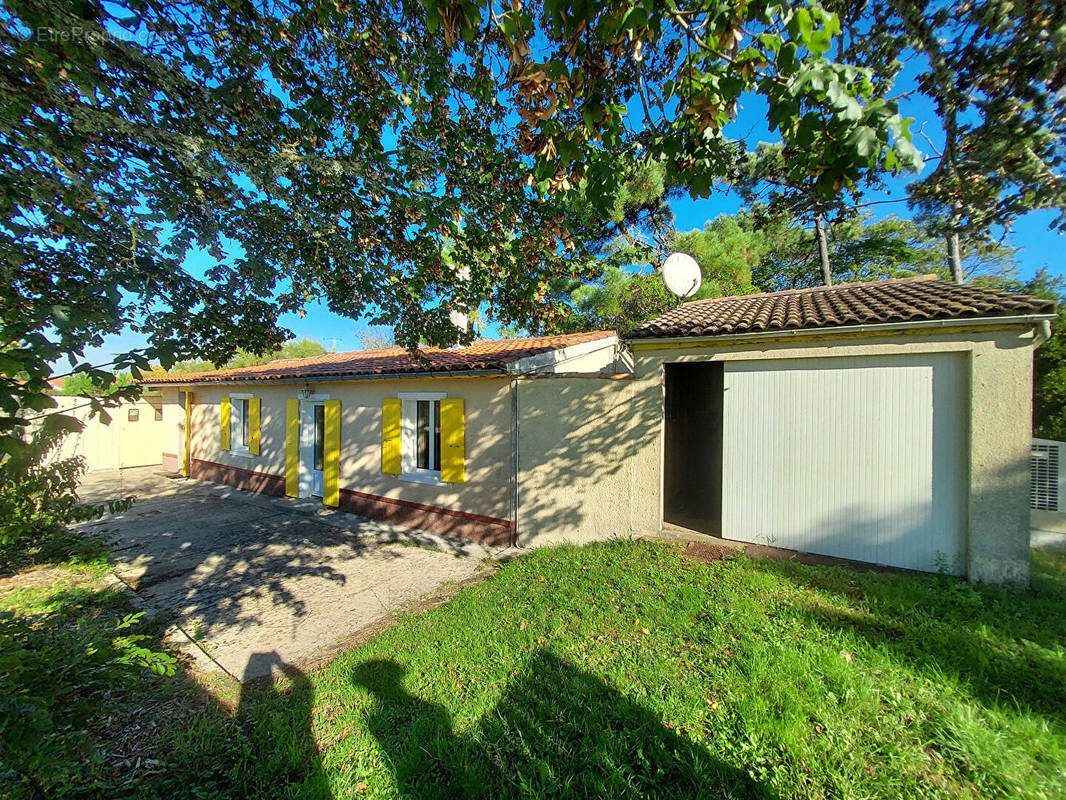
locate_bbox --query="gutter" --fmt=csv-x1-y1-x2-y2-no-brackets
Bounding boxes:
626,313,1058,348
141,367,505,389
506,335,619,376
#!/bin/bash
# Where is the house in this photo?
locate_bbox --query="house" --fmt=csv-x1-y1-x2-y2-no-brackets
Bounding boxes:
144,276,1056,584
144,331,629,546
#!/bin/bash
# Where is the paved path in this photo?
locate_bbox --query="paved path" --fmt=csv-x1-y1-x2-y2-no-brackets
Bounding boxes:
78,468,502,681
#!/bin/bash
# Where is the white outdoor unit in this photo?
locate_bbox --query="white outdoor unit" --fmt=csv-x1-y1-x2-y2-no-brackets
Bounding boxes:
1031,438,1066,511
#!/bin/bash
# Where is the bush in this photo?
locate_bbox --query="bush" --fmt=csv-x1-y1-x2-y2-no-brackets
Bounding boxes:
0,414,132,562
0,413,167,797
0,598,176,798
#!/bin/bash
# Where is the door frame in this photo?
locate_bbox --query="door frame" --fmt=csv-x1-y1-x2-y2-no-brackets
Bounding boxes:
298,394,330,499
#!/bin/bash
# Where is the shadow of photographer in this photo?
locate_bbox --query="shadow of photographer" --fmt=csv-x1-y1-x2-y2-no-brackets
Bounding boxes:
352,649,774,799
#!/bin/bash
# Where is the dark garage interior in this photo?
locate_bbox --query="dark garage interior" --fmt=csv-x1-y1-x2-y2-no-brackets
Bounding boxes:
663,361,724,536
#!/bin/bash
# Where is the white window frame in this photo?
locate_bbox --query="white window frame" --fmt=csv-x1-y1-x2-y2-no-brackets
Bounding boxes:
230,393,254,457
398,392,446,485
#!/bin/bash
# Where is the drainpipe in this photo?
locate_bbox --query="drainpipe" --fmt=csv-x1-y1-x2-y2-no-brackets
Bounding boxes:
510,377,520,546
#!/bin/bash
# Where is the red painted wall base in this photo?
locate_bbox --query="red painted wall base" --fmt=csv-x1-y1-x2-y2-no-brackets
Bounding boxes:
188,458,514,546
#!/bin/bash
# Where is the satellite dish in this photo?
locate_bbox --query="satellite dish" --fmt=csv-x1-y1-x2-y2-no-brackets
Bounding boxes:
661,252,702,298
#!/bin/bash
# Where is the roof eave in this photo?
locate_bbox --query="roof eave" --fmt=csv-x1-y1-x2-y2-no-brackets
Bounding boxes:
626,313,1057,347
140,367,507,388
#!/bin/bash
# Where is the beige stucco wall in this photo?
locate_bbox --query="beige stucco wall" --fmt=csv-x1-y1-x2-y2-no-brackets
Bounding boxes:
627,324,1039,585
173,375,513,522
46,395,164,471
515,376,644,547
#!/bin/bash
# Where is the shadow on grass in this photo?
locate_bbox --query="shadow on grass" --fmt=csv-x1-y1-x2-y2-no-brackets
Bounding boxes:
353,650,773,800
0,578,334,800
756,557,1066,724
235,652,333,799
0,527,111,579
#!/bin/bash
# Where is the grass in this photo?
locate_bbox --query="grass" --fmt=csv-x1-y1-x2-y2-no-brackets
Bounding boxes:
4,540,1066,799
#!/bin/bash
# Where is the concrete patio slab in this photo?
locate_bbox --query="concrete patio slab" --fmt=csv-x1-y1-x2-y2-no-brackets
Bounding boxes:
77,468,500,680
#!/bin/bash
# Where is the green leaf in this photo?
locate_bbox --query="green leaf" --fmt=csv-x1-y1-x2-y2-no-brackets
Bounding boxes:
777,42,798,74
847,126,880,159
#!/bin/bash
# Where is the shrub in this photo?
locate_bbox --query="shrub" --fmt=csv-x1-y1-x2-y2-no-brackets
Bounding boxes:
0,414,132,560
0,601,176,797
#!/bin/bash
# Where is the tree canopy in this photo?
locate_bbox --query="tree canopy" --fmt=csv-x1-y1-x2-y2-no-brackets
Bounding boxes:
564,210,1017,331
3,0,1063,453
835,0,1066,279
1,0,924,450
145,339,327,375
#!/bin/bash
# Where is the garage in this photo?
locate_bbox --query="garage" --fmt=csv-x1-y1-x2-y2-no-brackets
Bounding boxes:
640,276,1052,583
663,354,969,572
719,354,968,572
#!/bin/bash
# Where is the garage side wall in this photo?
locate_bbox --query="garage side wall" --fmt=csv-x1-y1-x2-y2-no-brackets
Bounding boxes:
968,332,1034,584
629,326,1038,585
515,376,645,547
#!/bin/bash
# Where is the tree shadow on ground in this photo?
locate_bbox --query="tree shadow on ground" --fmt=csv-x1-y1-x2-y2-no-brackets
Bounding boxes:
1,580,336,798
757,558,1066,725
353,649,773,800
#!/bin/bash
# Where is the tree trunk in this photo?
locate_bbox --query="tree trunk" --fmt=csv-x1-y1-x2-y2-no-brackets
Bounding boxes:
946,231,963,283
815,214,832,285
947,203,964,283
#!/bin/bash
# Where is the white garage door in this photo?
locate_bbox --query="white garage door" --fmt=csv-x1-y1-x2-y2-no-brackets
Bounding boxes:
721,354,968,573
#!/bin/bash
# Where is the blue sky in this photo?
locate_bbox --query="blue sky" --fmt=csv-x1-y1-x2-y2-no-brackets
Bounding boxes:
82,171,1063,369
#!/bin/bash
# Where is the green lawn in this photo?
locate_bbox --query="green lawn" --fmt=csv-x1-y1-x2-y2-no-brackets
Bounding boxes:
4,541,1066,799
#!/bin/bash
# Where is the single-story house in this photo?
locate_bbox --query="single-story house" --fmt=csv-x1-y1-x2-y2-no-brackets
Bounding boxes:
145,330,630,547
144,276,1056,584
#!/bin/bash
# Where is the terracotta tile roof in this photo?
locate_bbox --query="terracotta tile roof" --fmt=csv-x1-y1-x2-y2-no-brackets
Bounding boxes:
144,331,615,384
629,276,1056,339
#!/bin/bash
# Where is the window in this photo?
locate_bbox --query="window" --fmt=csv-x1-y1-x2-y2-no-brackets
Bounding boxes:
231,397,250,453
313,403,325,472
416,399,441,471
399,392,445,484
127,408,139,422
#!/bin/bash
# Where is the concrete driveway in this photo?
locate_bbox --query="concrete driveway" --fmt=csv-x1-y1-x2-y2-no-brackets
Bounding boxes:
77,468,501,681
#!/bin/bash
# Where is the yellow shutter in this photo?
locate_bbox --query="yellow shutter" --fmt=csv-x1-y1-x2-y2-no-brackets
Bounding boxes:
248,397,261,455
285,398,299,497
220,397,231,451
382,398,402,475
183,391,193,477
440,398,465,484
323,399,341,507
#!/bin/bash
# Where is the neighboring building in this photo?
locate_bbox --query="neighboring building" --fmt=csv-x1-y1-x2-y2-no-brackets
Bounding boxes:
45,395,164,471
143,276,1056,584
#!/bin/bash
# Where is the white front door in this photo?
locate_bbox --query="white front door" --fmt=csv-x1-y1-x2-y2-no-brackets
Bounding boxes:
299,400,326,498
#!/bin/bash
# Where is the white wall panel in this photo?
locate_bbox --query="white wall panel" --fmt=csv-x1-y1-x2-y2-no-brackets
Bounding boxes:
721,354,967,573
